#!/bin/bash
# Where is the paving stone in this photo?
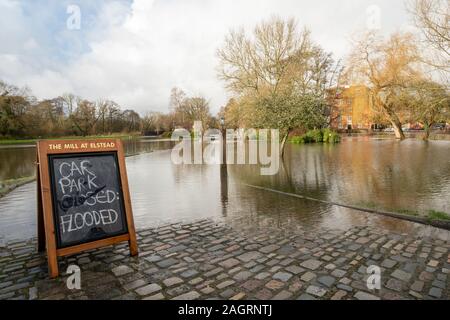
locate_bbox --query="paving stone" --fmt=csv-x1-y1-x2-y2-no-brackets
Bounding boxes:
428,287,442,298
78,257,91,265
337,284,353,292
300,271,316,282
144,255,162,263
265,280,285,291
432,280,446,289
410,280,424,292
419,271,433,281
331,290,347,300
300,259,322,271
204,267,223,277
356,237,370,244
219,258,240,269
354,291,380,300
172,291,200,300
317,276,336,288
156,258,178,268
180,269,199,278
386,278,404,292
381,259,397,269
391,269,412,282
305,285,327,297
220,288,236,299
285,265,304,275
163,277,183,287
436,273,447,282
348,244,362,251
236,251,262,262
272,272,292,282
135,283,162,296
331,269,346,278
111,265,134,277
143,293,165,300
217,280,235,289
230,292,246,300
0,281,13,289
233,271,252,281
272,290,293,300
255,288,273,300
288,281,303,293
250,265,265,273
200,286,215,294
240,279,262,291
28,287,38,300
252,272,269,281
123,279,147,291
259,244,280,254
409,290,422,299
297,293,316,300
428,260,439,267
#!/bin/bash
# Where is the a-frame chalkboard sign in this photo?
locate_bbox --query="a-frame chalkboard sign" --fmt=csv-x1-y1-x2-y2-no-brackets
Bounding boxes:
36,139,138,278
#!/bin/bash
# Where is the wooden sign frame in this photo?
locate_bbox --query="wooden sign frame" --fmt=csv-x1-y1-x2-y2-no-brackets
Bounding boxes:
36,139,138,278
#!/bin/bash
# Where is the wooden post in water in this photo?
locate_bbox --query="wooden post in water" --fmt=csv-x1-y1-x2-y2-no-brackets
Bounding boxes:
220,117,228,217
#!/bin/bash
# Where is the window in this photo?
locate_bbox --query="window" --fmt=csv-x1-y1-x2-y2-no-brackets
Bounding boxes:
347,116,352,125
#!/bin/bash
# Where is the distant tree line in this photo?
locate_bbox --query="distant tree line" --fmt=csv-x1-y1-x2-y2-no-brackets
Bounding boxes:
0,81,141,138
0,81,215,139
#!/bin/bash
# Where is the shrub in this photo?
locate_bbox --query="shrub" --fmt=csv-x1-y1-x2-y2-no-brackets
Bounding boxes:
291,129,340,144
328,131,341,144
322,128,331,143
291,136,304,144
309,129,323,143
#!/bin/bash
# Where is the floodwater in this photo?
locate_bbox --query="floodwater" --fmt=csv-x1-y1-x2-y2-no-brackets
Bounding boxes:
0,137,449,241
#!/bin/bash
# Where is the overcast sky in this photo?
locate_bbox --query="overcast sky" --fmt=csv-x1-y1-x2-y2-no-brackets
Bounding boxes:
0,0,416,115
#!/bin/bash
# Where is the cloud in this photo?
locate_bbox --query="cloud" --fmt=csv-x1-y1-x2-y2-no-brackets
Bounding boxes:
0,0,413,114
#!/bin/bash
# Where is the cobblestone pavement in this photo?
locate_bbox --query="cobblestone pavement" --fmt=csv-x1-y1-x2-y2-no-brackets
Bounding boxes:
0,219,449,300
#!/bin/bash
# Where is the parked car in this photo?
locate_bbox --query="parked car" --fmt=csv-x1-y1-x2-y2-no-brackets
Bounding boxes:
205,133,222,141
432,123,446,130
410,124,423,131
383,127,394,132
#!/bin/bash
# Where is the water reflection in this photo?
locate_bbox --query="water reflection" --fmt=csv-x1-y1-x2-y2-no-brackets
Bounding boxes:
0,138,174,182
0,145,36,181
0,137,449,241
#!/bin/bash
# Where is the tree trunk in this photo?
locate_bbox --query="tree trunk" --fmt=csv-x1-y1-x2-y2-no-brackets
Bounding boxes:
391,121,405,140
386,111,405,140
382,100,405,140
423,124,431,141
280,131,289,160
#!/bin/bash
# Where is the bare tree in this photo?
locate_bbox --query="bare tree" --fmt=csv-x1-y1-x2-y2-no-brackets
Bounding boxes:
217,17,313,96
401,80,450,140
410,0,449,57
217,16,340,157
69,100,100,136
347,32,423,140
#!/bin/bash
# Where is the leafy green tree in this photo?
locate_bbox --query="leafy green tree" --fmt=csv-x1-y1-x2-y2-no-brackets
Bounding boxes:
217,16,339,157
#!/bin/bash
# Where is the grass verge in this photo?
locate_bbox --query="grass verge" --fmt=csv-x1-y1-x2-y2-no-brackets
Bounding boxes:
0,176,36,198
0,134,140,145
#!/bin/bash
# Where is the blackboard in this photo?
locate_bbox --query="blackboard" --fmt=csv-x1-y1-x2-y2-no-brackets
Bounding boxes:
48,152,128,248
37,139,138,277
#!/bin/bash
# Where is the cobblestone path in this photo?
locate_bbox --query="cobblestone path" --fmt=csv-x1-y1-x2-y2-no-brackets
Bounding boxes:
0,219,449,300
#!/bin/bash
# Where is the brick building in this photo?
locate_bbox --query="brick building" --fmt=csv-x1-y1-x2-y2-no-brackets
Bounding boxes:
330,85,378,131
